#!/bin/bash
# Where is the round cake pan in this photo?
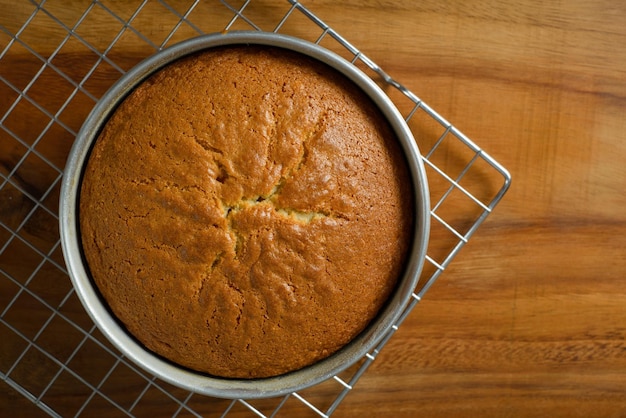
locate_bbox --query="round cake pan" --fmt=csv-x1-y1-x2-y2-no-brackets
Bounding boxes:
60,31,430,399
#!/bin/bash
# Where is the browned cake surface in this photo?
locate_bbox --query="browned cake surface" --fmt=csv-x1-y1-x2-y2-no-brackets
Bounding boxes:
79,45,413,378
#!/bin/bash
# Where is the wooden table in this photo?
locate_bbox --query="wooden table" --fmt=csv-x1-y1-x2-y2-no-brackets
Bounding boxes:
1,1,625,417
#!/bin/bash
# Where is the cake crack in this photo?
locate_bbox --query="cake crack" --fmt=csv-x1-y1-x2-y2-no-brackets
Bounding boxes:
195,138,224,155
223,197,330,225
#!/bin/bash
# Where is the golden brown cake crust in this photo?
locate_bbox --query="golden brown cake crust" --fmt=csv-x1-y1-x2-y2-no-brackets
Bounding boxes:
79,45,413,378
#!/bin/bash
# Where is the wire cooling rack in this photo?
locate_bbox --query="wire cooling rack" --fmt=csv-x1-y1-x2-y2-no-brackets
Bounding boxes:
0,0,510,416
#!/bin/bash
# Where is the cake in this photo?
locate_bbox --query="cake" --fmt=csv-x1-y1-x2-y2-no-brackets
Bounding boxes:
79,45,414,379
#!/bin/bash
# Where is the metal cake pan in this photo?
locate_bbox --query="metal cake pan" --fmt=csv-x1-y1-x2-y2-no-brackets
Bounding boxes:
59,31,430,399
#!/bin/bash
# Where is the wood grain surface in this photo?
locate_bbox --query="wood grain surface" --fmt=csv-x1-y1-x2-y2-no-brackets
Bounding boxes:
1,1,625,417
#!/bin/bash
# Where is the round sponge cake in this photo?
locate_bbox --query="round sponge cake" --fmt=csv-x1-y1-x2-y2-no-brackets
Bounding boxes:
79,45,414,378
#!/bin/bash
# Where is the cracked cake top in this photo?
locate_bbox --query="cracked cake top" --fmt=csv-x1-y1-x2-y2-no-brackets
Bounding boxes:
79,45,414,378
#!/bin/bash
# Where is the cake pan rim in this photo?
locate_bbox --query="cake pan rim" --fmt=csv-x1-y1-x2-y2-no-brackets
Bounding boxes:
59,31,430,399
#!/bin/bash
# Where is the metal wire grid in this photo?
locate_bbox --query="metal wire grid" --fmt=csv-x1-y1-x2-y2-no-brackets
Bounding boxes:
0,0,511,417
